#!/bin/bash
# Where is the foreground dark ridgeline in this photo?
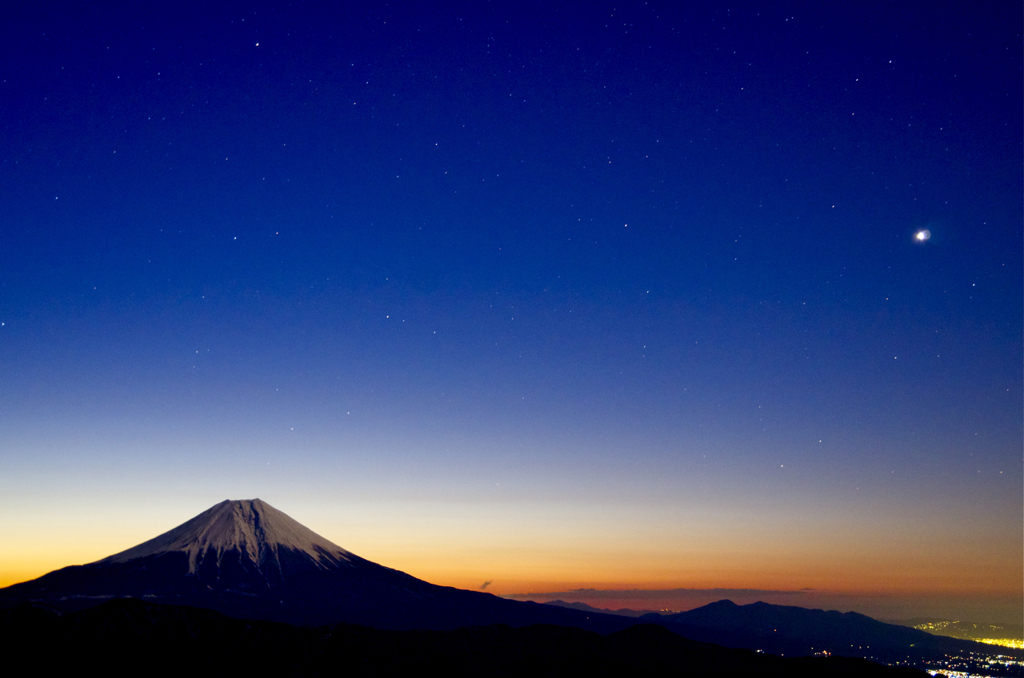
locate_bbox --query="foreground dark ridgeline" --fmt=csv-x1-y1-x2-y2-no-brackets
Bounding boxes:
0,599,928,677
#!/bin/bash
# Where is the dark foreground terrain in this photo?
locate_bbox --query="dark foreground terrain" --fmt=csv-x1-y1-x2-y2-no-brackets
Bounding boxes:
1,598,928,677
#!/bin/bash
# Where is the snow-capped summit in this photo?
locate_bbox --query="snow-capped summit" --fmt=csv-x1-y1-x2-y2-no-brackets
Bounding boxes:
100,499,352,575
0,498,410,625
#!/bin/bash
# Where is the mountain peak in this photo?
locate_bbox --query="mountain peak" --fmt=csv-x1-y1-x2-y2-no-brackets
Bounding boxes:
99,499,353,574
0,500,639,631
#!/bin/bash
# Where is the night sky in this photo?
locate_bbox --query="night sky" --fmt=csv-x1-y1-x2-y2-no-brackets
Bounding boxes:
1,2,1020,623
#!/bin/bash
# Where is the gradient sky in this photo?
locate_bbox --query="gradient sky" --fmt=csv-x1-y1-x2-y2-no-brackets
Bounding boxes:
1,2,1021,623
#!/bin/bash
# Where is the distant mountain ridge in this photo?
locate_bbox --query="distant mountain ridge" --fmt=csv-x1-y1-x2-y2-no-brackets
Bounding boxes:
648,599,1023,674
544,599,664,618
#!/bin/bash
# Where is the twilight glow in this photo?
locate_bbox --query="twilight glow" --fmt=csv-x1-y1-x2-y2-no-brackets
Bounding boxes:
0,1,1020,624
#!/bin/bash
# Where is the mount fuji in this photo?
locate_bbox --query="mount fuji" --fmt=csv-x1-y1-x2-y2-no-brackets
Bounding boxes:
0,499,632,631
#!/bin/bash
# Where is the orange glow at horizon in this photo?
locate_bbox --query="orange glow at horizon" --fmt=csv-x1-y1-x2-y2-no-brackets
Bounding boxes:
3,509,1019,597
2,496,1019,624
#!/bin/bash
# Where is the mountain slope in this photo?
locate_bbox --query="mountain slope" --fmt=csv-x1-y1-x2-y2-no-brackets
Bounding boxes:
0,499,633,632
650,600,1022,672
98,498,353,574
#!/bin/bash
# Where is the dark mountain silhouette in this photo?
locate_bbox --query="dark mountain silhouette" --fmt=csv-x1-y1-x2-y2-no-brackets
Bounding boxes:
544,599,663,617
649,599,1023,673
0,598,929,677
0,499,632,632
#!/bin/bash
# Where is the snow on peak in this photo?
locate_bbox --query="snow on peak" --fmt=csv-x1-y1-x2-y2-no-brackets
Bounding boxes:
98,499,354,574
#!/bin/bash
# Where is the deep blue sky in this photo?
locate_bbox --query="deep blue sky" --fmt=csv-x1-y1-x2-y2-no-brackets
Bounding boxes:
1,2,1020,620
